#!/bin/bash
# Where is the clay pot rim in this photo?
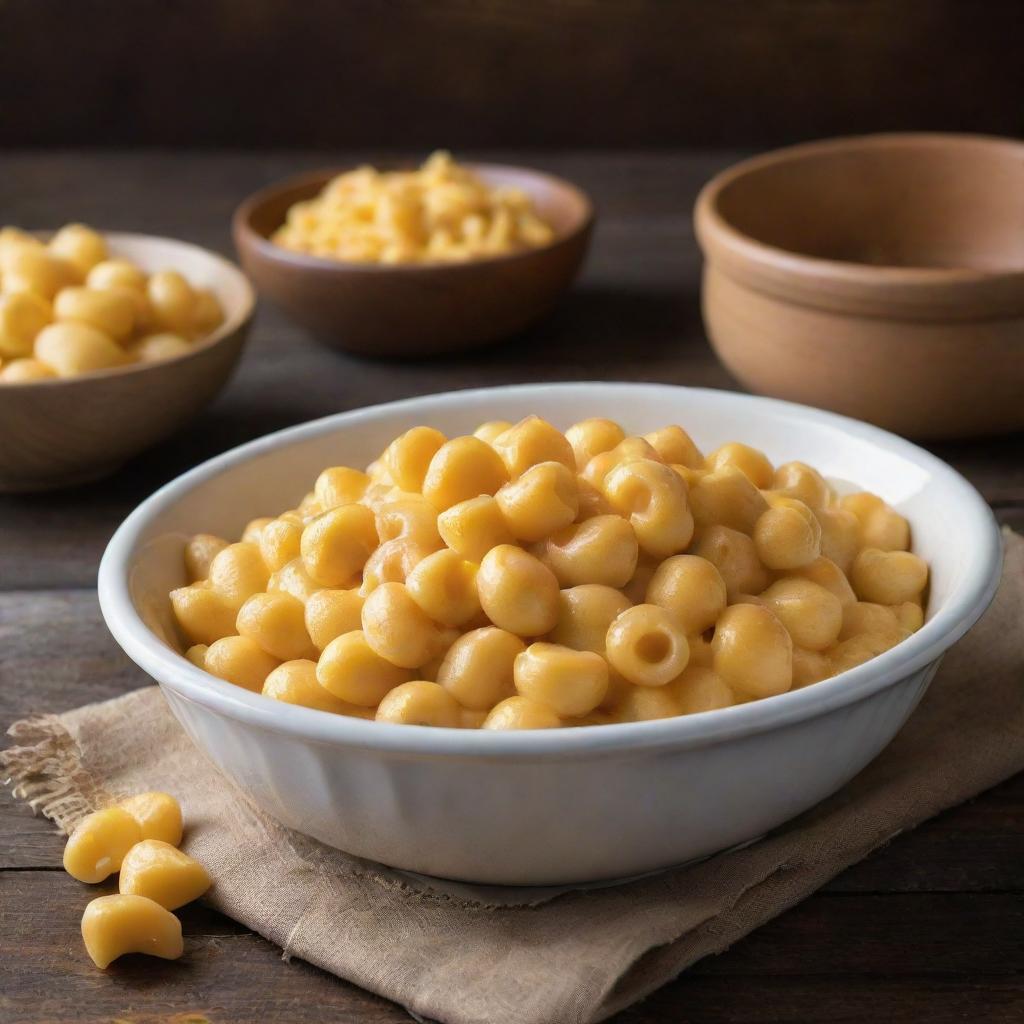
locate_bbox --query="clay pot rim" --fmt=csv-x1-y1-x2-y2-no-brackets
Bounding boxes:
694,133,1024,321
233,162,595,276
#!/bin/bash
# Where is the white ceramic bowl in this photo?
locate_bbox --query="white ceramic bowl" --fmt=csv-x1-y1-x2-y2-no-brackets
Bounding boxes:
0,233,255,492
98,383,1001,885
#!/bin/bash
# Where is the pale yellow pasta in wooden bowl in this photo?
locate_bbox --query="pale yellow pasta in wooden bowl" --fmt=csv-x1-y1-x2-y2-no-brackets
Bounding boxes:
272,151,555,265
0,224,226,382
0,229,254,492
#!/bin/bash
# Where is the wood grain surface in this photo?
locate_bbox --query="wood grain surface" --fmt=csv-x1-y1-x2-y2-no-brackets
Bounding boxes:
1,1,1022,148
1,149,1022,1024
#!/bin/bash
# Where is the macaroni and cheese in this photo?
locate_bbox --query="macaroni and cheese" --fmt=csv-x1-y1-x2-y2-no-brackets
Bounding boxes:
170,415,930,729
0,223,224,382
63,790,210,969
271,151,555,264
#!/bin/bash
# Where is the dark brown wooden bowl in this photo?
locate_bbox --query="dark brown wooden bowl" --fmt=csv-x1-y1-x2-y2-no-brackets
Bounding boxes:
232,163,594,357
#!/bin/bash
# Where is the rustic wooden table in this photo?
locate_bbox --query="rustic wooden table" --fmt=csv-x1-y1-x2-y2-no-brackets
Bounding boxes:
2,151,1022,1024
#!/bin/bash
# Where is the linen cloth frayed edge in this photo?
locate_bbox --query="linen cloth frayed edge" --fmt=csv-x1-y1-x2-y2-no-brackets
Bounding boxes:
3,715,112,829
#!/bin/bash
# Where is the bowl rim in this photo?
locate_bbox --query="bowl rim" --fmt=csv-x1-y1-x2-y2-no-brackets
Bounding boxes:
694,132,1024,314
232,161,596,275
98,382,1003,760
2,231,256,389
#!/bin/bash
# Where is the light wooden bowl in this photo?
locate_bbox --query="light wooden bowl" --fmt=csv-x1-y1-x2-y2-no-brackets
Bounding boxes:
695,133,1024,439
0,234,255,492
232,163,593,357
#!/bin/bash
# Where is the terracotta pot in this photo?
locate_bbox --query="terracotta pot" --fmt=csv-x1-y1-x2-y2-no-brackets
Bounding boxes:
233,164,593,358
695,133,1024,439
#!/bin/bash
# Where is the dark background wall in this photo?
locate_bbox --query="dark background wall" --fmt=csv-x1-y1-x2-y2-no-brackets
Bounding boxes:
2,0,1022,149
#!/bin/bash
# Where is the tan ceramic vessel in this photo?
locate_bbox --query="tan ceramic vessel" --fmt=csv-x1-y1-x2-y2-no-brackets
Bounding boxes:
695,133,1024,438
0,234,255,492
233,163,594,357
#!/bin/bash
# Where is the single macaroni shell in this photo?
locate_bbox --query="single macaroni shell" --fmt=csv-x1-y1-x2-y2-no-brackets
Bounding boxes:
304,588,365,651
513,642,609,717
851,548,929,605
615,685,682,722
54,286,137,342
762,578,843,651
301,504,378,587
542,515,638,588
0,291,52,358
688,466,768,535
496,461,579,542
605,604,690,687
236,591,318,662
483,696,562,730
705,442,774,489
87,258,146,293
118,792,184,847
361,582,443,668
645,554,728,635
204,635,280,692
315,466,371,510
208,542,271,608
384,426,447,493
0,357,56,382
644,425,703,469
692,525,770,600
841,493,911,552
316,630,412,706
81,894,183,970
184,534,229,582
492,416,575,479
774,461,832,510
712,604,793,698
436,626,524,710
422,436,509,510
119,840,211,911
49,223,107,277
565,417,625,470
63,807,143,884
753,498,822,571
263,658,372,716
602,458,694,558
34,321,125,377
405,548,481,627
548,584,631,655
376,680,462,727
477,544,560,637
437,495,514,562
670,666,735,715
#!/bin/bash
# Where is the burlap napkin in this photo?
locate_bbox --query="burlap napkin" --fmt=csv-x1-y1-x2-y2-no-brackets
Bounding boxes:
4,530,1023,1024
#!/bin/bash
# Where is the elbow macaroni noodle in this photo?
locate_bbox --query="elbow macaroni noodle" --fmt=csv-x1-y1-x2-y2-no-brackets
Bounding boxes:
170,415,929,729
0,223,224,382
63,790,210,970
272,151,556,265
